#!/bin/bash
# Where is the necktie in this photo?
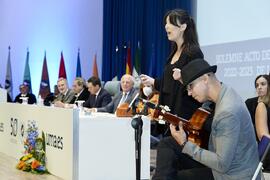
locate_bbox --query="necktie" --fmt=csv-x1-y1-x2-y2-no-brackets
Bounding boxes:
118,92,127,107
61,94,65,102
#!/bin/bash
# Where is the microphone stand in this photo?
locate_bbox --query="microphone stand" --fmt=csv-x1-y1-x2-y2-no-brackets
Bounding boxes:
131,115,143,180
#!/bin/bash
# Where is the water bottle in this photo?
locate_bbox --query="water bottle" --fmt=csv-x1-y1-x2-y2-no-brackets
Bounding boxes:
37,95,44,106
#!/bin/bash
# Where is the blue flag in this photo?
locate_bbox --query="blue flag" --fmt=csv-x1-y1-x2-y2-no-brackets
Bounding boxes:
76,49,82,77
23,49,32,92
5,46,13,99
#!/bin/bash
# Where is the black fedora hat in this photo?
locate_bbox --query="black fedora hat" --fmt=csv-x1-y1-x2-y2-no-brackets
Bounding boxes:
181,58,217,86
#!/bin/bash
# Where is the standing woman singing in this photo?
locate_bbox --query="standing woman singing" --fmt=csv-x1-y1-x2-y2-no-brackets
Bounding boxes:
140,9,203,136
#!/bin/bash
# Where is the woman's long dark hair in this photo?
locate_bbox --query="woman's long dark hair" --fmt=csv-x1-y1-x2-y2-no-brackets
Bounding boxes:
164,9,199,57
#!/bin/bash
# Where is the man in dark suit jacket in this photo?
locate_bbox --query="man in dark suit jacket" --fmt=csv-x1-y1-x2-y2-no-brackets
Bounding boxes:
70,77,89,104
83,76,112,108
14,84,36,104
90,74,138,113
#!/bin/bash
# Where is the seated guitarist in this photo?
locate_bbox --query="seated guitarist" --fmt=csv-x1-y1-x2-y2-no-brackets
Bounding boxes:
152,59,260,180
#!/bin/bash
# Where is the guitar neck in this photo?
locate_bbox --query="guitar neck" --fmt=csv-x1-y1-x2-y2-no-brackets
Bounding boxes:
162,112,189,126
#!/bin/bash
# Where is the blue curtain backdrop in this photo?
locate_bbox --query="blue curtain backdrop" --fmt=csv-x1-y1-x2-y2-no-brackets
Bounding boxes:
102,0,193,81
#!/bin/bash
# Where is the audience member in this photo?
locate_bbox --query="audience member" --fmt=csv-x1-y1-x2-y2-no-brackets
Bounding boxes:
89,74,138,113
14,84,36,104
246,74,269,124
152,59,260,180
254,74,270,171
83,76,111,108
53,78,75,107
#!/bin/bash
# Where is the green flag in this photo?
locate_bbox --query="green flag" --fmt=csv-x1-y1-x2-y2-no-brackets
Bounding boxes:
23,49,32,92
132,41,141,78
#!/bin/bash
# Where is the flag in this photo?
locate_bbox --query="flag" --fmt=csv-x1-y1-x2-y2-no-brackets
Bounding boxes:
125,46,132,75
23,49,32,92
76,49,82,77
148,44,157,77
58,51,67,79
92,53,99,77
132,41,141,78
39,52,51,99
5,46,13,99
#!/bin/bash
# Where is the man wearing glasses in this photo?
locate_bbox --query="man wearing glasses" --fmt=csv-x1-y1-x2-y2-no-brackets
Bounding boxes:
153,59,260,180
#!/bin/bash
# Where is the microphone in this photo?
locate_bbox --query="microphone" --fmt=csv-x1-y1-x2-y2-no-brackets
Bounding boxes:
126,92,140,112
131,115,143,130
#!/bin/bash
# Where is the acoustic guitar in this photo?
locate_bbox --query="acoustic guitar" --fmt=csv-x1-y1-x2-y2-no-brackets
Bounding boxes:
153,107,210,148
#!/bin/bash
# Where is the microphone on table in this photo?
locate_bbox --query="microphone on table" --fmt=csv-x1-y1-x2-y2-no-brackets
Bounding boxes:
126,93,140,113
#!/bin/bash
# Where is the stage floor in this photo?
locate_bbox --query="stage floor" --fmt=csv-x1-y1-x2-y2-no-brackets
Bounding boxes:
0,152,62,180
1,150,269,180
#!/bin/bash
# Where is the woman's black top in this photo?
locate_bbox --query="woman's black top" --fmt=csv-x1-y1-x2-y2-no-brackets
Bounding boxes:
245,96,258,125
154,48,203,119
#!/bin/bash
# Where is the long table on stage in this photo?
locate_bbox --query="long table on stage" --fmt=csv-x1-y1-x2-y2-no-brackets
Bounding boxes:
79,113,150,180
0,103,150,180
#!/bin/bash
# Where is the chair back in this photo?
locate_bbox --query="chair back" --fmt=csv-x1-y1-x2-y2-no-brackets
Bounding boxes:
258,135,270,160
252,135,270,180
104,81,120,96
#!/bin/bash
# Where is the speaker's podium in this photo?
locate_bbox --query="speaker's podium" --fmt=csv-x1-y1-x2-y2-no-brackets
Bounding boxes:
0,103,150,180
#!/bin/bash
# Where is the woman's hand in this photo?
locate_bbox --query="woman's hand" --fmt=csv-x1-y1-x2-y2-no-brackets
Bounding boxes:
172,68,183,83
140,74,155,86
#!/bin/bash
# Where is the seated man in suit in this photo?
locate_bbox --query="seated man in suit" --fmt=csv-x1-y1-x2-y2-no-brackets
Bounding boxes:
53,78,75,107
89,74,138,113
83,76,112,108
70,77,89,104
14,84,36,104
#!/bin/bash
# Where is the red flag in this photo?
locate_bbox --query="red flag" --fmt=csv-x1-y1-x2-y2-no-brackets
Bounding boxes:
125,46,132,75
39,52,51,99
58,52,67,79
92,53,99,78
